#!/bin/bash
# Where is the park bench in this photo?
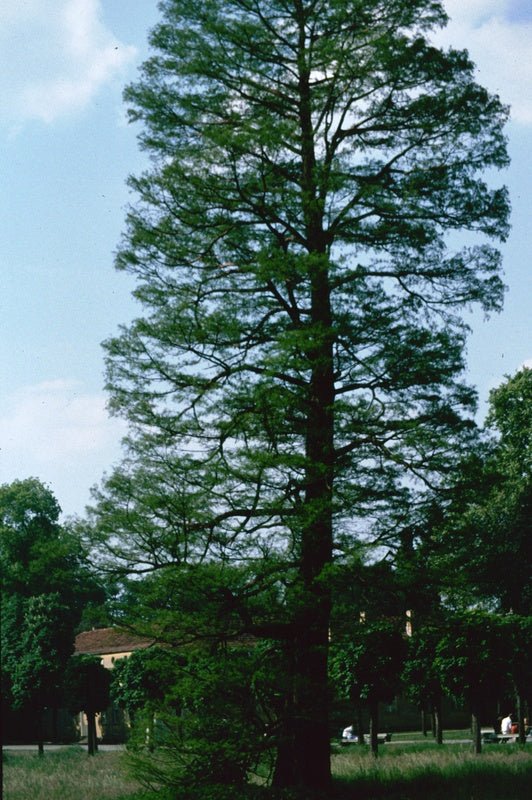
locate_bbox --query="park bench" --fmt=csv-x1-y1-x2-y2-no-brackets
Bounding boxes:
340,732,391,745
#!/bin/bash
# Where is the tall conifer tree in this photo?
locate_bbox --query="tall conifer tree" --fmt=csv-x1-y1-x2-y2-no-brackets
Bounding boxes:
92,1,509,789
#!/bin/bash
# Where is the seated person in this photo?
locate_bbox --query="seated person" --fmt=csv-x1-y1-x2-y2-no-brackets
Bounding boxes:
500,714,513,735
342,725,357,740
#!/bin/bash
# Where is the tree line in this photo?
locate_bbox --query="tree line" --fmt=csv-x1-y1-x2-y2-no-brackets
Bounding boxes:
1,359,530,777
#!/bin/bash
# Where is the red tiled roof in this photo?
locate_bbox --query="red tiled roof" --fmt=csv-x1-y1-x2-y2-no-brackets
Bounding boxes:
75,627,154,656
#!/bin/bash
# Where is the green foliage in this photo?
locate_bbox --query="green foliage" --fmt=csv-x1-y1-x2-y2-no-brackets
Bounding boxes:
0,478,104,615
8,593,75,713
111,647,181,718
330,620,407,705
435,368,532,612
124,648,267,799
92,0,509,576
487,367,532,478
434,611,509,711
402,624,444,708
0,479,105,748
87,0,510,789
64,654,111,715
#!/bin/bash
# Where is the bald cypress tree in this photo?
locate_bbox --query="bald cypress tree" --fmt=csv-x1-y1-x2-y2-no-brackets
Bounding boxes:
92,1,509,790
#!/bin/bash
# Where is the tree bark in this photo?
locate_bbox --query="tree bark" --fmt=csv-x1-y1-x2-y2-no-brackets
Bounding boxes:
87,711,97,756
286,16,335,782
356,703,365,746
369,700,379,758
272,660,296,789
36,712,44,757
433,698,443,745
517,694,526,746
421,705,428,737
471,710,482,754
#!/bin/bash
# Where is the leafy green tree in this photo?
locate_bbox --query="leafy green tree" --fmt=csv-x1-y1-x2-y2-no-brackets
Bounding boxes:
0,478,103,615
402,624,446,743
0,479,104,750
330,621,407,756
122,647,267,800
6,594,75,755
481,368,532,613
436,368,532,613
434,611,509,754
499,615,532,746
89,0,509,789
111,646,181,749
64,654,111,755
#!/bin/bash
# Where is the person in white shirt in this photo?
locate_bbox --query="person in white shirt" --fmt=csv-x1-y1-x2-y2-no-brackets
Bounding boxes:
501,714,513,735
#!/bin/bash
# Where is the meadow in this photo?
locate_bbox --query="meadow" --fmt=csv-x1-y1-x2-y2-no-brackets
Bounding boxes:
2,748,143,800
3,740,532,800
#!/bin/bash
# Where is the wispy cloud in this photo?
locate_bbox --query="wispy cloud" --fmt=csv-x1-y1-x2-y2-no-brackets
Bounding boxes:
0,0,136,126
439,0,532,125
0,380,126,515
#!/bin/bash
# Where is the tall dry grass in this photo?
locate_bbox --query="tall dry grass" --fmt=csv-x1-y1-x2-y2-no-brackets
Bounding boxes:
2,748,143,800
3,743,532,800
332,744,532,799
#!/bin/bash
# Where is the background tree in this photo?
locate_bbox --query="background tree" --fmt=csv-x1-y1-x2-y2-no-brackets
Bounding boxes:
111,646,181,750
402,623,446,743
330,620,407,757
5,594,74,755
435,368,532,612
434,611,509,754
0,478,104,616
0,479,104,749
499,615,532,746
64,654,111,755
87,0,509,790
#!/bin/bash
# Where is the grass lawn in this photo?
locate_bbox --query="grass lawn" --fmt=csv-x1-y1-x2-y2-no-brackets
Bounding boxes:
2,748,144,800
3,741,532,800
332,744,532,799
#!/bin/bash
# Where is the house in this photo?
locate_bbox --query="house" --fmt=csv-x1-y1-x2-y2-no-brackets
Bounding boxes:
74,627,154,742
74,627,154,667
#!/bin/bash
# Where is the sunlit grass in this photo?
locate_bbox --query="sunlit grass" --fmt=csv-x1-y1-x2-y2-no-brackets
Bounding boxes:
332,745,532,799
3,742,532,800
2,749,144,800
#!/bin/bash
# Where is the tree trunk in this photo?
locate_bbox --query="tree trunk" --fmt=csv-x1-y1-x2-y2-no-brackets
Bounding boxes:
272,711,296,788
471,710,482,754
87,711,97,756
421,705,428,737
517,694,526,746
356,703,365,746
148,710,155,752
433,698,443,745
52,706,58,743
369,700,379,758
286,47,335,781
289,615,331,789
36,712,44,757
272,642,297,789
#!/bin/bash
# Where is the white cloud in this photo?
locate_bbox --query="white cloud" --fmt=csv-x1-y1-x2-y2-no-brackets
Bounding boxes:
0,379,127,515
438,0,532,125
0,0,137,126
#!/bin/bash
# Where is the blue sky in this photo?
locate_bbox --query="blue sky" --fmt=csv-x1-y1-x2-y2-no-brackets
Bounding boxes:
1,0,530,518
